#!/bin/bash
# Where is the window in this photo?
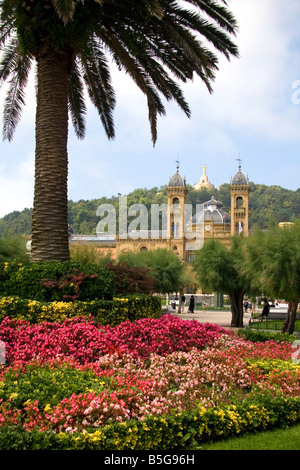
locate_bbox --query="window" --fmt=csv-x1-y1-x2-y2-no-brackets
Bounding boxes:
236,196,243,208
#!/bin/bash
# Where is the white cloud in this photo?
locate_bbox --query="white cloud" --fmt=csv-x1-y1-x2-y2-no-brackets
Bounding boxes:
0,154,34,217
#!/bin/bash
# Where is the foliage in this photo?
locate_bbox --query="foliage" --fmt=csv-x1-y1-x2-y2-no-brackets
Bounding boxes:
106,262,155,295
0,260,116,301
245,223,300,334
238,328,297,344
248,319,300,334
0,235,28,261
2,184,300,237
193,237,253,327
118,248,184,294
69,243,113,265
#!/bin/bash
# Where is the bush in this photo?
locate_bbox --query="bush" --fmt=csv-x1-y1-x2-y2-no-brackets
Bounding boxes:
0,260,116,301
238,328,296,344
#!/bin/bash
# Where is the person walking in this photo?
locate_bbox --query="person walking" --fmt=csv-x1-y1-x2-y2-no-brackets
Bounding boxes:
261,298,270,320
188,295,195,313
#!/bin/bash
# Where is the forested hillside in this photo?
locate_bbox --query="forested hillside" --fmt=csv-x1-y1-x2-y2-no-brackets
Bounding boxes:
0,183,299,237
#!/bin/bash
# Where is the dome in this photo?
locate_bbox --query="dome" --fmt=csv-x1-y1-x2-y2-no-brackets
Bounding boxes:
192,197,231,225
231,168,248,185
204,197,224,209
168,169,186,187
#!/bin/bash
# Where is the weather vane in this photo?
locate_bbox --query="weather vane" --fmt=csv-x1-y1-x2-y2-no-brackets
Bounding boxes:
235,155,242,170
175,159,180,172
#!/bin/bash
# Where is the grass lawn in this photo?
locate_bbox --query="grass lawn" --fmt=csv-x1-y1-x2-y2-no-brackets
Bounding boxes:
249,319,300,332
199,423,300,450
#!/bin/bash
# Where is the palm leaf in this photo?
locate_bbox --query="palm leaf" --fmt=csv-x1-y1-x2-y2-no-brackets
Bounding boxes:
81,40,116,139
68,58,86,139
0,36,19,83
2,52,32,141
51,0,76,24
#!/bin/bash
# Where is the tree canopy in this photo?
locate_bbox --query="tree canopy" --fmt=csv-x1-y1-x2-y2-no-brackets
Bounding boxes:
193,236,252,327
118,248,184,294
245,224,300,334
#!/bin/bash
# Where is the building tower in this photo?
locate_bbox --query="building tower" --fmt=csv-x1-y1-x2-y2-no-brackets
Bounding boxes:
194,164,214,191
166,164,188,261
230,163,250,236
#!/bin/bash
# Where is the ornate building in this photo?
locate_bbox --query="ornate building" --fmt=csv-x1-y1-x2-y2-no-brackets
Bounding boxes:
115,164,250,262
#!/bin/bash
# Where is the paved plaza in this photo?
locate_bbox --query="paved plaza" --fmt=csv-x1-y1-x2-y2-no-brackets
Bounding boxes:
170,307,291,329
172,309,241,328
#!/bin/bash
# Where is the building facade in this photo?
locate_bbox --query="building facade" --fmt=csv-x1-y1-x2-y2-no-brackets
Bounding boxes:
115,164,250,262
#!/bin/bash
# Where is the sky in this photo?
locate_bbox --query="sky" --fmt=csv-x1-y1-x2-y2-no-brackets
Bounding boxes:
1,0,300,218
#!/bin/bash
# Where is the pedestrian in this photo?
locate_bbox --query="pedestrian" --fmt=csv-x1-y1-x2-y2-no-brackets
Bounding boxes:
261,298,270,320
188,295,195,313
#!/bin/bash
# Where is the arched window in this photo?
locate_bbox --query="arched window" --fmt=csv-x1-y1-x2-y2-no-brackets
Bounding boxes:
236,196,243,208
140,246,148,251
173,197,179,205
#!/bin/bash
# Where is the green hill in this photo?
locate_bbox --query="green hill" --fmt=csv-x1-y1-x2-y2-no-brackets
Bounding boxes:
1,183,299,237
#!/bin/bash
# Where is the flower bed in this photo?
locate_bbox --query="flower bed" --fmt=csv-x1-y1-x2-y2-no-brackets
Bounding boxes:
0,295,161,326
0,315,299,450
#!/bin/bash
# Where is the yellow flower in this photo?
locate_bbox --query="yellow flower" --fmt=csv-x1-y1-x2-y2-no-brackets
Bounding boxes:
44,403,52,413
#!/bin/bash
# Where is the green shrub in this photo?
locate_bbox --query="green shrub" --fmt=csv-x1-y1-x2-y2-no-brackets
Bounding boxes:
0,236,28,262
238,328,296,343
0,260,116,301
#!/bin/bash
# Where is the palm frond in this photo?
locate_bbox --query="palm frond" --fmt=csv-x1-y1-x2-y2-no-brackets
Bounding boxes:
0,18,15,47
0,35,19,83
142,0,164,20
51,0,76,24
2,52,32,141
81,40,116,140
100,29,166,144
68,58,86,139
186,0,239,35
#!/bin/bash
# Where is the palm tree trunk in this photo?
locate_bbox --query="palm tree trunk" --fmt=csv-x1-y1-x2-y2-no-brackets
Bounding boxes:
281,299,298,335
31,47,71,261
230,290,244,327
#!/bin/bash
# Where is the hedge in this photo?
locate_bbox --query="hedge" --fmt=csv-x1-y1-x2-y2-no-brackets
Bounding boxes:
0,396,299,450
0,260,116,301
0,295,162,326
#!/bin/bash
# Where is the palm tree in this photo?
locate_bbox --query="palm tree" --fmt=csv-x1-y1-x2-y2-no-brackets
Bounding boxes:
0,0,238,261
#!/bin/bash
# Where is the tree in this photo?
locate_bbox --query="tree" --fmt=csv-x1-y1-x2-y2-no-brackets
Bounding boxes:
245,224,300,334
0,0,238,261
193,237,251,327
118,248,184,294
